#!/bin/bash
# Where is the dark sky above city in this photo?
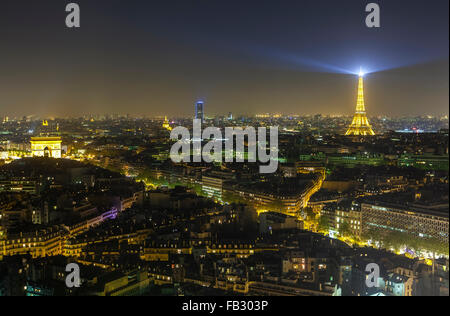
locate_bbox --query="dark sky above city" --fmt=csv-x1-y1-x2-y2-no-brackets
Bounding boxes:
0,0,448,118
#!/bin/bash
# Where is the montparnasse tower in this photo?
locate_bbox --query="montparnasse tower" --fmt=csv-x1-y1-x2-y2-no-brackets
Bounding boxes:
345,70,375,136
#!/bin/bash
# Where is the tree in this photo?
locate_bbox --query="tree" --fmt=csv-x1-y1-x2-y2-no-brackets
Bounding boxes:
362,228,449,257
338,221,352,238
318,215,331,233
362,227,383,246
384,231,408,252
419,237,449,257
222,191,247,205
303,207,316,221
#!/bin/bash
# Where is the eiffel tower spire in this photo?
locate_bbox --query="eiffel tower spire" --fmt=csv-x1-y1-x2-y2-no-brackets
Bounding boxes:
345,72,375,136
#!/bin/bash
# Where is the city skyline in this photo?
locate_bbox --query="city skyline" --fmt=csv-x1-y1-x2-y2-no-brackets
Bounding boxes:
0,0,448,298
1,68,449,119
0,0,448,118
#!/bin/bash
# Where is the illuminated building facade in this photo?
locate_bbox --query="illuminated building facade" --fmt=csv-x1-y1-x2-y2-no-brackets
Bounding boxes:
202,175,224,201
345,73,376,136
0,228,63,258
31,137,62,158
361,202,449,243
233,175,324,218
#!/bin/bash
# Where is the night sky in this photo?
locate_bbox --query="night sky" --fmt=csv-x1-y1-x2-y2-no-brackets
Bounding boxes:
0,0,448,118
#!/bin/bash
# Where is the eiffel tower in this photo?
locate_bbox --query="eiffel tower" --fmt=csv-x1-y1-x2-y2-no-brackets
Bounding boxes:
345,70,375,136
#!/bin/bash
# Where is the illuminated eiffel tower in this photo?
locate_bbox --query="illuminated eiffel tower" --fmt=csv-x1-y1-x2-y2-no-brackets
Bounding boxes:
345,70,375,136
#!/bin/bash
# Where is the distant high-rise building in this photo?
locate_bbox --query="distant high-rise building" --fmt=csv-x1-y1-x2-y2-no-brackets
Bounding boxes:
345,71,375,136
195,101,204,122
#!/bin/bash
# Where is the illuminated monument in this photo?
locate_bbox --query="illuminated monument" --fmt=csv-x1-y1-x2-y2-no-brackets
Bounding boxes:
162,116,172,131
345,70,375,136
30,120,62,158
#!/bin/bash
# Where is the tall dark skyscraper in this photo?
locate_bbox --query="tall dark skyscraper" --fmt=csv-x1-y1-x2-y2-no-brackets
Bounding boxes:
195,101,205,122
